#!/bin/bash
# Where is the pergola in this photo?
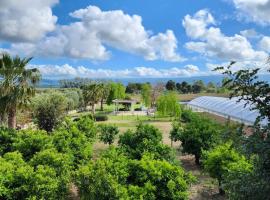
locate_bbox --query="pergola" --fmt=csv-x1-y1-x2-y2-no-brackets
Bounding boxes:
112,99,137,113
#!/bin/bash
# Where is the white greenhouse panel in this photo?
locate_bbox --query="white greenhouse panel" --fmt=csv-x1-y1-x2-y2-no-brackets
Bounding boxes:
187,96,268,126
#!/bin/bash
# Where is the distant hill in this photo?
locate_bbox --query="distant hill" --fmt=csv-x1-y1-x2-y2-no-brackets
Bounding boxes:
38,74,270,88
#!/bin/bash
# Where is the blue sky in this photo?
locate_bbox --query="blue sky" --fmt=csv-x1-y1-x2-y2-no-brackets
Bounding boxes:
0,0,270,79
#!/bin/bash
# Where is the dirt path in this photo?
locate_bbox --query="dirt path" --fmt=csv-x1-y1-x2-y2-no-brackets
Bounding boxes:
180,155,226,200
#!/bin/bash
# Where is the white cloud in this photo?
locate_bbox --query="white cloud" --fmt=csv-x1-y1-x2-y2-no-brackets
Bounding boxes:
0,0,58,42
231,0,270,25
240,29,260,38
32,64,202,79
259,36,270,52
11,5,183,62
183,10,268,62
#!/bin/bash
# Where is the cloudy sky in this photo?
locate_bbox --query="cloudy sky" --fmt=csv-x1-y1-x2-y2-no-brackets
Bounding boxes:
0,0,270,79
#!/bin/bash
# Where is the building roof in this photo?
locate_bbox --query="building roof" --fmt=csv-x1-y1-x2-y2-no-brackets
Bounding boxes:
112,99,137,104
187,96,268,125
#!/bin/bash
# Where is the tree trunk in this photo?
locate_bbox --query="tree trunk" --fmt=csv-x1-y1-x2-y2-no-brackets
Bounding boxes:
100,99,104,111
195,154,200,165
218,181,225,195
8,107,16,129
92,104,96,115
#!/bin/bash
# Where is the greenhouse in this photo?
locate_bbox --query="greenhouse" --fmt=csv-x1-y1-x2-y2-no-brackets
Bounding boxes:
187,96,268,126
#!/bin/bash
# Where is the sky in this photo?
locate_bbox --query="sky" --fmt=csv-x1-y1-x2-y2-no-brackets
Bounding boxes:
0,0,270,79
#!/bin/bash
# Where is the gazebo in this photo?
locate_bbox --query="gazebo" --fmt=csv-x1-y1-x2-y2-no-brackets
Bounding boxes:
112,99,137,113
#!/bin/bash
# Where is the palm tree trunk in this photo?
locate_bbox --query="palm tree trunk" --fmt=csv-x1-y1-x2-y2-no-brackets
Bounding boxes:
8,107,16,129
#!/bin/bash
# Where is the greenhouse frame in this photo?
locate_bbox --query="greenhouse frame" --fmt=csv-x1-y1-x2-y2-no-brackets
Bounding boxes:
187,96,267,126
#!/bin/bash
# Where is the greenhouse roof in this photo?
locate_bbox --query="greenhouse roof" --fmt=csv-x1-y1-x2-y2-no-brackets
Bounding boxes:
187,96,268,126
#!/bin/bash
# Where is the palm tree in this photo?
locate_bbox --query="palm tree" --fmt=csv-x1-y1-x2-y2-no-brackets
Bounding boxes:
0,53,41,129
82,83,102,115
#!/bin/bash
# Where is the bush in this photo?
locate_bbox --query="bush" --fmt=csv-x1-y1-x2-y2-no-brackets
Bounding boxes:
118,123,175,162
12,129,53,161
0,152,68,200
202,142,252,194
98,124,119,145
134,107,142,111
75,148,195,200
53,118,95,167
0,127,16,156
94,114,108,121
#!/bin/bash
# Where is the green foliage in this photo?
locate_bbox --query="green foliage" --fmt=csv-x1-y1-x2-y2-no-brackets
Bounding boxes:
81,83,102,114
129,154,195,200
125,82,143,94
215,62,270,198
141,83,152,107
94,114,108,121
107,82,126,105
0,152,68,200
98,124,119,145
156,92,181,118
166,80,176,91
76,148,194,200
75,148,130,200
62,89,81,111
32,92,68,132
0,53,41,129
179,114,222,165
202,142,252,193
169,122,184,144
12,129,53,161
53,116,96,166
118,123,175,162
0,127,16,156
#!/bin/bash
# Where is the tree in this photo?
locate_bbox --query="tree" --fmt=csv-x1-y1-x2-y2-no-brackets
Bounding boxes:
75,148,195,200
98,124,119,145
0,53,41,129
166,80,176,91
156,92,181,118
150,82,164,107
32,92,68,132
125,83,142,94
169,122,184,147
99,83,110,111
141,83,152,107
107,82,126,105
192,80,205,93
82,83,102,115
176,81,191,94
214,61,270,199
178,114,222,165
118,123,175,162
202,142,252,195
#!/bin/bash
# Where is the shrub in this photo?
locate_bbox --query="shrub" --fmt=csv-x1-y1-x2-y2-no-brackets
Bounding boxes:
0,152,68,200
53,118,95,167
75,148,195,200
98,124,119,145
94,114,108,121
134,107,142,111
202,142,252,194
12,129,53,161
0,127,16,156
75,148,130,200
118,123,175,162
